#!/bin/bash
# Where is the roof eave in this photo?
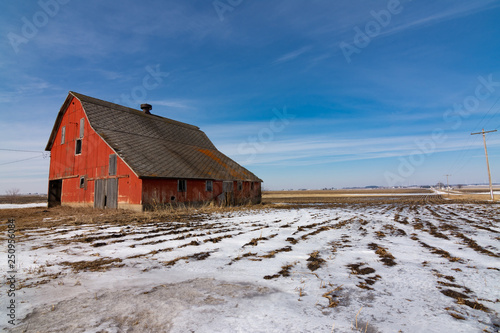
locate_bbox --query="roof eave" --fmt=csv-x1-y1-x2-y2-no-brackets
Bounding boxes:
138,175,263,182
45,92,74,151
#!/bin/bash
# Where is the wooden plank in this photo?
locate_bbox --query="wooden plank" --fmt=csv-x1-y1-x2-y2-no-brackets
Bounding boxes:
94,179,105,209
109,154,117,176
106,178,118,209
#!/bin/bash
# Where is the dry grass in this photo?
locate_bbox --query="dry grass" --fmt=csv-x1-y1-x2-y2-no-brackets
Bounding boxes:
306,251,326,271
60,257,124,272
347,263,376,276
0,203,274,232
368,243,397,266
440,289,491,313
0,194,46,204
322,285,343,308
447,193,498,201
263,262,296,280
454,187,500,193
265,188,432,196
263,189,497,205
2,190,495,233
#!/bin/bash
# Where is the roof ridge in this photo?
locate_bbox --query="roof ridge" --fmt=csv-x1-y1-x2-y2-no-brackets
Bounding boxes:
69,91,199,130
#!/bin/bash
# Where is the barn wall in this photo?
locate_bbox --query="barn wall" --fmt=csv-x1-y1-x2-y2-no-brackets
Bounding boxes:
142,179,261,207
48,97,142,208
142,179,217,206
232,180,262,204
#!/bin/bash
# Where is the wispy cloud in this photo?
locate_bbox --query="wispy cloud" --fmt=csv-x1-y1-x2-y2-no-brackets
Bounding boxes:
217,131,500,167
273,46,311,64
148,99,196,109
0,76,52,103
380,1,500,38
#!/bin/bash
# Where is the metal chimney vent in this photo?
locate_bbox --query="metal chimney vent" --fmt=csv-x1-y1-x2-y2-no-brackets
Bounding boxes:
141,103,152,114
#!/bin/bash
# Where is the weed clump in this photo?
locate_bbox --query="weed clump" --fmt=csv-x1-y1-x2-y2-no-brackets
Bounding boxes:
322,285,343,308
263,263,296,280
347,262,375,275
60,258,124,272
440,289,490,313
163,251,213,267
306,251,326,271
368,243,397,266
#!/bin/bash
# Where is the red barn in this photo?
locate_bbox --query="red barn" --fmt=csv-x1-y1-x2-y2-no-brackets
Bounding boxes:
45,92,262,211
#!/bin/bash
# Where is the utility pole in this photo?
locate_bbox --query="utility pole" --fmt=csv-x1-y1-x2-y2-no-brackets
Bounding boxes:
471,129,497,201
444,174,451,197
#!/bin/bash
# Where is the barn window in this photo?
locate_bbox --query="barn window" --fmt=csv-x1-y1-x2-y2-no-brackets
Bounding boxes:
61,126,66,144
75,139,82,155
79,176,86,189
237,181,242,191
109,154,117,176
206,180,213,192
178,180,186,192
79,118,85,138
251,182,254,190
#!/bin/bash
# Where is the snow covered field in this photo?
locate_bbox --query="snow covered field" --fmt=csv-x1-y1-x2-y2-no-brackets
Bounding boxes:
0,203,47,210
1,203,499,332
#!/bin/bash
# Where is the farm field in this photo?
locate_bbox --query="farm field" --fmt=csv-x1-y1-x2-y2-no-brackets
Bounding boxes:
263,187,500,203
0,199,499,332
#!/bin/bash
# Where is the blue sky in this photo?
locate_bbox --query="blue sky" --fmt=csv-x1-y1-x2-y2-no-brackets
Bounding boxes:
1,0,500,193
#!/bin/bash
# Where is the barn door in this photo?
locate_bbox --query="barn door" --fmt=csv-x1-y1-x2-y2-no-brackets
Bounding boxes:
222,181,234,205
48,179,62,207
106,178,118,209
94,179,118,209
94,179,105,209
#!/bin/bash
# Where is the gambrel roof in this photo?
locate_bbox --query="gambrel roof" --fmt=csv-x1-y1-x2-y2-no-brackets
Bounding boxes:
46,92,262,182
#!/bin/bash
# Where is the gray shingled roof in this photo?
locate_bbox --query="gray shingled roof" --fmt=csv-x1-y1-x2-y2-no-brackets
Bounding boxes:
46,92,262,182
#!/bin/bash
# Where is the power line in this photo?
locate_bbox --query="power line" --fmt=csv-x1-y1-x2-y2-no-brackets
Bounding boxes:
0,155,45,166
447,135,481,177
446,97,500,177
473,95,500,131
0,148,46,153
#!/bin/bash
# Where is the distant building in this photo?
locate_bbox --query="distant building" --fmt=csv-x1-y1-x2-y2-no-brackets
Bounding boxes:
45,92,262,211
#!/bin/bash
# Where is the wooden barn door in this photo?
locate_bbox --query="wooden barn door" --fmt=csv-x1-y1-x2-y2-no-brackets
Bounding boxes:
106,178,118,209
48,179,62,207
94,179,118,209
222,181,234,205
94,179,105,209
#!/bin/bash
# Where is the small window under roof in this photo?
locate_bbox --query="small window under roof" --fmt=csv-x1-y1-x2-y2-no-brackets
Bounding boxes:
79,118,84,138
109,154,117,176
75,139,82,155
61,126,65,144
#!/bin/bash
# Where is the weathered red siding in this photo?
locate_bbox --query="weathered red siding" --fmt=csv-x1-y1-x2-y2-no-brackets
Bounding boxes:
142,179,261,207
48,97,142,208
